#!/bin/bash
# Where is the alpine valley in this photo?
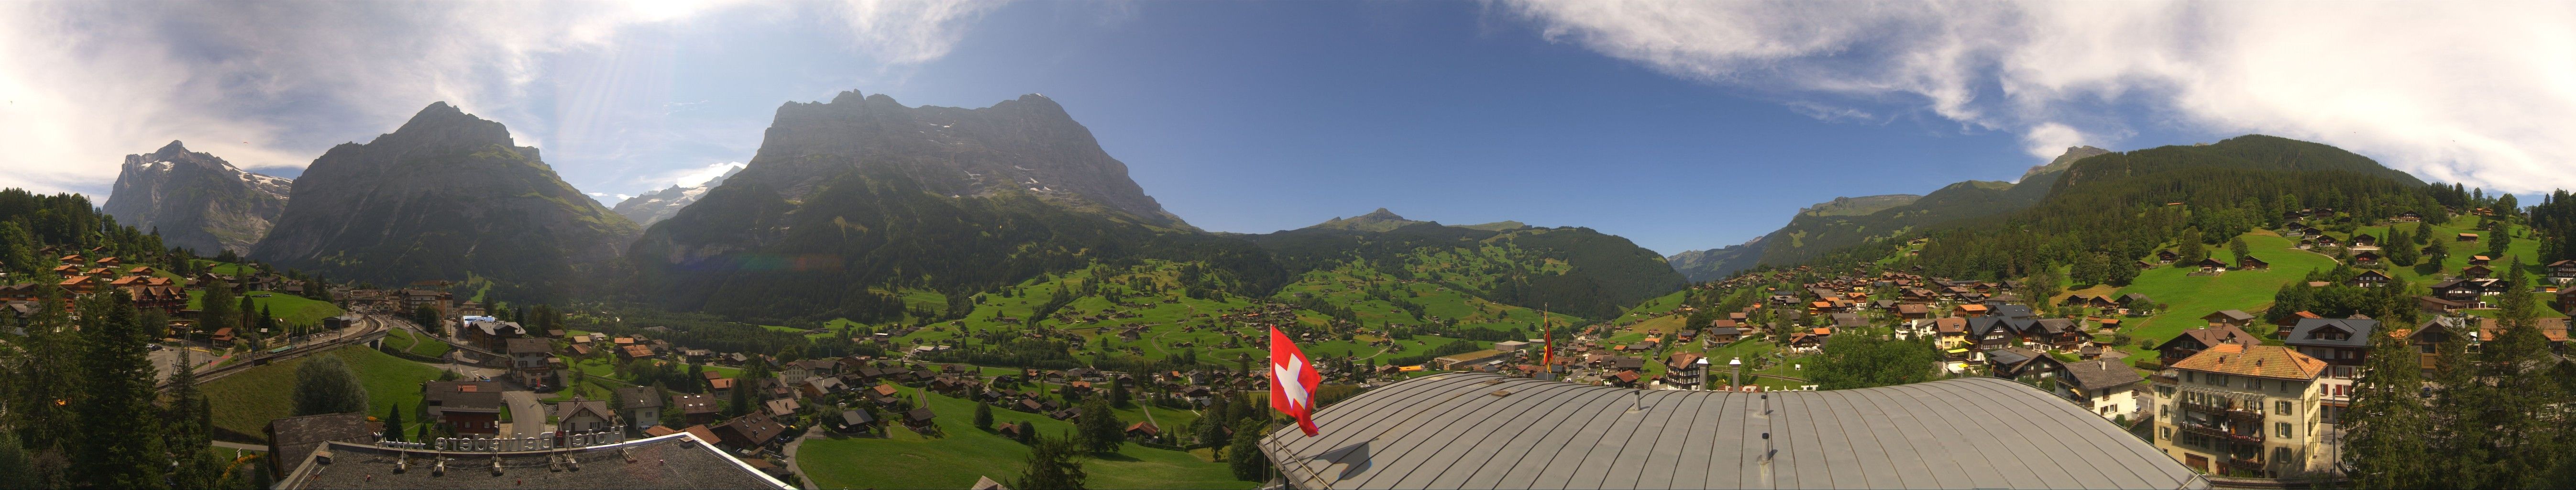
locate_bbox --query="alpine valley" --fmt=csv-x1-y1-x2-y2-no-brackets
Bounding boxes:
22,88,2576,490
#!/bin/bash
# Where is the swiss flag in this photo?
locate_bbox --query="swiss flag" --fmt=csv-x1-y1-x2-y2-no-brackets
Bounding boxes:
1269,325,1321,437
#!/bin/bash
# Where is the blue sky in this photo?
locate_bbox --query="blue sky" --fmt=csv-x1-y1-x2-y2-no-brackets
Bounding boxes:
3,1,2569,256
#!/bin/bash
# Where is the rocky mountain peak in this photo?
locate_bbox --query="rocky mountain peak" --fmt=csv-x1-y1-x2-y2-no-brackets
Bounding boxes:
102,142,291,254
153,140,191,156
719,90,1184,227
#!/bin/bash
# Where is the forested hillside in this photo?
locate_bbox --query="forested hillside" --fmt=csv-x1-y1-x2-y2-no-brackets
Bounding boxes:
1242,220,1684,320
1899,135,2440,280
628,168,1285,325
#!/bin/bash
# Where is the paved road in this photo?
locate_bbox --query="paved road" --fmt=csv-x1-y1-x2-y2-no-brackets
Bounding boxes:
502,390,548,438
782,425,824,490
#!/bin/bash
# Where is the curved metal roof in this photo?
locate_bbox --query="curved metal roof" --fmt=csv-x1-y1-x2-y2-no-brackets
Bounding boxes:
1260,373,2206,490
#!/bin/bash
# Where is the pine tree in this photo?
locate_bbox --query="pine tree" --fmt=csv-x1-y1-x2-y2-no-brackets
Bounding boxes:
1010,432,1087,490
2342,329,2433,488
163,347,212,452
1107,377,1131,408
70,292,165,488
974,402,995,430
385,404,407,442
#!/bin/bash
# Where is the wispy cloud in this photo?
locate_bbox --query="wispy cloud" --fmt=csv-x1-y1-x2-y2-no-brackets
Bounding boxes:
0,0,1004,196
1509,1,2576,192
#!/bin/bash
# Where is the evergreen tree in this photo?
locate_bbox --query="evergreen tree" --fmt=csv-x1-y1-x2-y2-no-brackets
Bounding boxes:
2386,226,2420,266
163,347,213,453
291,356,368,416
726,377,754,418
70,292,165,488
385,404,407,442
974,401,995,431
1107,377,1130,408
1010,432,1087,490
2228,236,2251,262
2341,329,2433,488
198,282,237,336
1075,399,1123,454
0,432,31,489
1227,418,1270,481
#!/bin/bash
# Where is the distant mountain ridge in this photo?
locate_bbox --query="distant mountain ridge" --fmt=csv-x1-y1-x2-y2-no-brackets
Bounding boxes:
1304,208,1432,232
614,165,742,226
253,102,640,301
1665,145,2114,280
100,141,291,254
1798,194,1920,217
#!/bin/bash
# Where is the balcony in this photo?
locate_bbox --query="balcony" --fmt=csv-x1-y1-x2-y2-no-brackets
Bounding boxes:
2180,401,2265,421
2180,423,2265,446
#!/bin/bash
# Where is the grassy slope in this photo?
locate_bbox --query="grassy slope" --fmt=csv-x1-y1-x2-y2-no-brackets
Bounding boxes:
187,289,346,326
385,328,454,358
864,260,1497,365
204,345,444,443
2112,233,2337,361
2109,217,2569,364
796,384,1247,490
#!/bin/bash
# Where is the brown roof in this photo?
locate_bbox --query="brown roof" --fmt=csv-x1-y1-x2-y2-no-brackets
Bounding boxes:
673,393,721,415
265,412,372,475
2167,344,2325,380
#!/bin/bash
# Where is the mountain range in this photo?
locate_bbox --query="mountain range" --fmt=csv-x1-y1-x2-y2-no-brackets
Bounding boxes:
613,165,742,226
99,141,292,255
248,102,640,301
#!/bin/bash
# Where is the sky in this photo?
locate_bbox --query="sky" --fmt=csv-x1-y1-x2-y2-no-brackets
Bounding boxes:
4,1,2575,256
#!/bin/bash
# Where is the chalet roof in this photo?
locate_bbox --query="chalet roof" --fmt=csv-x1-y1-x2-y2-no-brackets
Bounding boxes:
616,386,665,409
673,393,721,415
2167,344,2325,380
2284,318,2380,348
2060,358,2145,390
2204,310,2255,323
2158,325,2258,352
553,399,616,422
1260,373,2206,490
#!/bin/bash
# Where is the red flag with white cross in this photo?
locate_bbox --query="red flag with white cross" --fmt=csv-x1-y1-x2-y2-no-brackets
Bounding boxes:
1269,325,1321,436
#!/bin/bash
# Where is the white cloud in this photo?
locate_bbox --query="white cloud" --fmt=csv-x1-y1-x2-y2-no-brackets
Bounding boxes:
2019,122,2089,162
1509,1,2576,192
668,161,746,188
0,1,1003,196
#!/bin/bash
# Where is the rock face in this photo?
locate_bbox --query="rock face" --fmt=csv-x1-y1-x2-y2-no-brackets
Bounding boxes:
713,91,1186,228
100,141,292,255
613,166,741,226
252,102,640,301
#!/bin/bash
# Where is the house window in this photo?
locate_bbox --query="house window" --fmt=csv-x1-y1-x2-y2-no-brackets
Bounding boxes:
2210,374,2229,387
2274,447,2292,464
2276,401,2291,415
2275,422,2293,439
2160,427,2171,440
